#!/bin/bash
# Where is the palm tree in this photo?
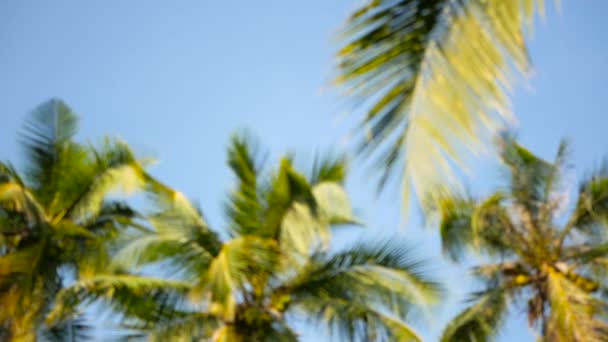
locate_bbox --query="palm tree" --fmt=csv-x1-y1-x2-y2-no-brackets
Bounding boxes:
0,99,160,340
49,133,441,341
336,0,547,212
437,137,608,341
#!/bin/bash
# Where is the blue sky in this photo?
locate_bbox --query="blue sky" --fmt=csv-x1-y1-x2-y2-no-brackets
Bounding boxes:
1,1,607,341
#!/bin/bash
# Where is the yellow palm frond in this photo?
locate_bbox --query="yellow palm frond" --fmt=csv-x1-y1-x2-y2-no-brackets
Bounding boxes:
337,0,547,213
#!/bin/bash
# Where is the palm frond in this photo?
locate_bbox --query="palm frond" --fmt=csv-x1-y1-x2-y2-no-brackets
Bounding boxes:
312,182,358,226
64,138,146,223
545,267,608,342
436,192,515,261
111,190,220,275
20,99,90,213
572,159,608,232
337,0,545,212
138,313,220,342
300,297,421,342
564,242,608,266
280,182,357,256
225,132,266,236
440,287,508,342
436,194,475,261
191,236,279,320
499,136,556,216
309,152,348,185
470,192,520,256
47,275,191,327
287,240,440,322
280,201,330,256
0,182,46,224
263,158,316,239
111,229,215,279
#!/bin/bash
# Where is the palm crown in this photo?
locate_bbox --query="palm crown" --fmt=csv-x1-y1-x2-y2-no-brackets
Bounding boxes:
50,134,441,341
0,99,157,340
438,137,608,341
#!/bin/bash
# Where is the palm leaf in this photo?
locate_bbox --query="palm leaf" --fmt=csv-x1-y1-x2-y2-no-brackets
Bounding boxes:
573,160,608,231
545,267,608,342
300,297,421,342
436,194,475,261
225,132,266,236
280,182,357,256
0,182,46,224
436,192,515,261
139,313,220,342
20,99,90,214
191,236,279,320
63,139,147,223
337,0,546,212
440,287,508,342
309,152,347,185
286,240,440,325
47,275,191,327
263,158,316,239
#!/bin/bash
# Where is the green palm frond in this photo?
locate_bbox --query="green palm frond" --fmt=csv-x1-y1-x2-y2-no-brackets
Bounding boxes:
134,313,220,342
437,192,515,261
287,240,440,321
564,242,608,266
47,275,191,327
0,164,46,223
111,226,217,279
500,136,555,203
21,99,80,196
112,191,220,275
263,158,317,239
312,182,358,226
573,160,608,231
469,192,520,255
436,194,475,261
20,100,92,215
440,288,508,342
84,200,141,233
545,267,608,342
191,236,279,319
309,152,347,185
301,297,421,342
337,0,546,212
280,181,357,256
63,138,146,223
225,133,266,236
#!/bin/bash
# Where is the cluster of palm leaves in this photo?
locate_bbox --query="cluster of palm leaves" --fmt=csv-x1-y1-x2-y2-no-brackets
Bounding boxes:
1,100,442,341
0,99,159,341
2,0,602,341
437,138,608,341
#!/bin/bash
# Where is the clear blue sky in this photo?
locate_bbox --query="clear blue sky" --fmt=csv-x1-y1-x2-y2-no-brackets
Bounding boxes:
1,1,607,341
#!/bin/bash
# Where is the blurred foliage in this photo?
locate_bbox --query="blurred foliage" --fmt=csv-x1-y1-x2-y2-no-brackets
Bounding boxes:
0,99,172,341
336,0,548,214
49,133,441,341
437,137,608,342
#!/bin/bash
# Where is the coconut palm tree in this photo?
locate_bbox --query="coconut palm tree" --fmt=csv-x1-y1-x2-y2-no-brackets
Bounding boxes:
0,99,162,340
336,0,547,211
49,133,441,341
437,137,608,341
